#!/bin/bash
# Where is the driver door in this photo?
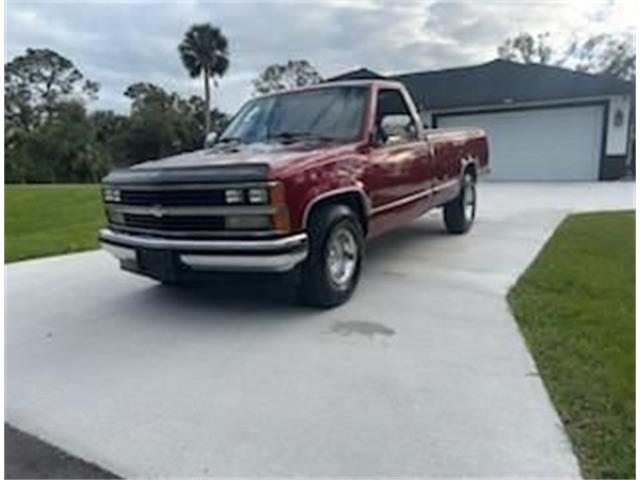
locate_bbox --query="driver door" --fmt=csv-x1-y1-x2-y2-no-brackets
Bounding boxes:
365,88,431,217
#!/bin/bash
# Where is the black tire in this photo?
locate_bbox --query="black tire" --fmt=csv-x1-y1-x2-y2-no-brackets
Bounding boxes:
298,204,364,308
444,171,476,234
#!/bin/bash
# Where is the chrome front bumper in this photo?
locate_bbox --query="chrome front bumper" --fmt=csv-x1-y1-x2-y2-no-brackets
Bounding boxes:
99,228,308,273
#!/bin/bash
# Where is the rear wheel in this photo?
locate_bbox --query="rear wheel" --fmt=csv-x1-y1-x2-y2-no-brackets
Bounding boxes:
444,171,476,234
298,204,364,308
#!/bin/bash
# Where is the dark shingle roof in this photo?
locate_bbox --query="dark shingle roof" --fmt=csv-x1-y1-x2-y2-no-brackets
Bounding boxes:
328,60,633,111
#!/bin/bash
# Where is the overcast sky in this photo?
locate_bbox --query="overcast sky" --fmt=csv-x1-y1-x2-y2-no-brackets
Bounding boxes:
5,0,635,114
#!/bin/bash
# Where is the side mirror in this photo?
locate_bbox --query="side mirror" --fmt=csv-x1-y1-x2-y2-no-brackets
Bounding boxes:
378,115,415,145
386,134,404,145
204,131,219,148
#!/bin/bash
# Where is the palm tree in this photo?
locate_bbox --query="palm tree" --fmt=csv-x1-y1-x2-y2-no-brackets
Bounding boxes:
178,24,229,135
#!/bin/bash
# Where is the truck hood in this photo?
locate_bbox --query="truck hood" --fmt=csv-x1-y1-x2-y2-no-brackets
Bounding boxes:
103,142,347,185
134,142,328,170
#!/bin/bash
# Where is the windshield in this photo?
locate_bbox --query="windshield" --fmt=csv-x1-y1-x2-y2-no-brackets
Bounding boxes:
218,86,367,145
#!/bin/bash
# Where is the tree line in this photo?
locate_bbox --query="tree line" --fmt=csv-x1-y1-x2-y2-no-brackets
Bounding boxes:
497,31,635,81
5,24,233,183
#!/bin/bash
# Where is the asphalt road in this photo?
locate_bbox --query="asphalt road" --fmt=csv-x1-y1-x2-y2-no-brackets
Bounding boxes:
5,424,118,479
5,182,634,477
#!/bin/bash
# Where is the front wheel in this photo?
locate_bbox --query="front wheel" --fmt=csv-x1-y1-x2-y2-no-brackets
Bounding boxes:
298,204,364,308
443,172,476,234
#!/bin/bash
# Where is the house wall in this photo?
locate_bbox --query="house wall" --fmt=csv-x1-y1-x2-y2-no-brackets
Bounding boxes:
426,95,633,180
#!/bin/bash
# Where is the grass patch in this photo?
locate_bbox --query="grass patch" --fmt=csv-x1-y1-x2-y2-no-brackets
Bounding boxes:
5,184,105,263
508,211,635,478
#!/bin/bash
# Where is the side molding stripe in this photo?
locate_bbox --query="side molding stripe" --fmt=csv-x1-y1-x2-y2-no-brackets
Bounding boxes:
370,178,459,215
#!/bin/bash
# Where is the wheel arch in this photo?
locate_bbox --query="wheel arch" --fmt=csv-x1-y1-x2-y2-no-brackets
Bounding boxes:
460,156,479,180
302,188,370,236
464,162,477,179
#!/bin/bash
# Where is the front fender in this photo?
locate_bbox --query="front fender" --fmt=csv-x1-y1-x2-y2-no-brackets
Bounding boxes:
282,157,369,231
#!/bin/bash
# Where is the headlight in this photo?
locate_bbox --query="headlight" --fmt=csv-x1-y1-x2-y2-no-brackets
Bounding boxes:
248,188,268,204
107,209,125,224
225,189,244,204
103,187,121,202
225,187,273,204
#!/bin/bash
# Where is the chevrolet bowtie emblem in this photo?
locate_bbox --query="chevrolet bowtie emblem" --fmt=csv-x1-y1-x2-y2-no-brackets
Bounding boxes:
150,205,164,218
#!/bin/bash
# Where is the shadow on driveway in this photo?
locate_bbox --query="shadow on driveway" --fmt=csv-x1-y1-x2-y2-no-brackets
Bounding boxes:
135,213,450,312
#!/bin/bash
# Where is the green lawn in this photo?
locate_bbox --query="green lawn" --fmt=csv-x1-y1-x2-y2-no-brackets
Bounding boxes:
508,211,635,478
5,184,105,263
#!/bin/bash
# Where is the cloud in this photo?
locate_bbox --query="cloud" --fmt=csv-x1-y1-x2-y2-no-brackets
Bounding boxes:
5,0,635,114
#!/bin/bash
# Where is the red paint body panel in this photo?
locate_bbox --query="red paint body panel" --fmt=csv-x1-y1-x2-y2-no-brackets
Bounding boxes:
266,81,489,237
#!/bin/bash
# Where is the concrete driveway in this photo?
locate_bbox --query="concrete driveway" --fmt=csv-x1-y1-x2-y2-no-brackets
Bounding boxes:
6,182,634,477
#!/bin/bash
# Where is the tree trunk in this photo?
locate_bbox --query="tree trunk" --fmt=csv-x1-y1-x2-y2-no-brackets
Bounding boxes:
204,67,211,135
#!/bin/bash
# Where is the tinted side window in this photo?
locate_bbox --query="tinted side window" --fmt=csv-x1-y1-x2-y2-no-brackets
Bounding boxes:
375,89,417,144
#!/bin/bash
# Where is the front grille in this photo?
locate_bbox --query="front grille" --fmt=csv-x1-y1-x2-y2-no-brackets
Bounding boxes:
119,189,226,206
123,214,226,232
104,182,279,237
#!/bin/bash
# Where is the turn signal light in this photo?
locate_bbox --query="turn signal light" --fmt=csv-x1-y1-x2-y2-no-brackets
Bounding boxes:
269,182,286,205
272,206,290,232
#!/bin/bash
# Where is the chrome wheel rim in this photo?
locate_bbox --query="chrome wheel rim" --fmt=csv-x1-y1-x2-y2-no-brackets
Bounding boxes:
463,175,476,222
326,226,358,288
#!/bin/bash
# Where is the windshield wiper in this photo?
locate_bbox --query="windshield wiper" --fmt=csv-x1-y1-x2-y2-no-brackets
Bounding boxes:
268,132,311,142
268,132,338,144
216,136,243,145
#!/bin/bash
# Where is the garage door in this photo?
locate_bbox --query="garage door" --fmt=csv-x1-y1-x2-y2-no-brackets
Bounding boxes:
437,105,604,180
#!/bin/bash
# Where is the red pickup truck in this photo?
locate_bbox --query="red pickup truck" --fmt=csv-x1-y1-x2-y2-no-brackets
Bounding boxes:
100,80,488,306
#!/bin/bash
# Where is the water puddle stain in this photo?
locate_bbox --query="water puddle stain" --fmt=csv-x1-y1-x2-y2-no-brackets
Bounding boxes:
330,320,396,339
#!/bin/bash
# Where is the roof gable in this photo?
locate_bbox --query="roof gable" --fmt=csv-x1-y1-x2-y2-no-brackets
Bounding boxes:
325,67,387,82
395,59,633,110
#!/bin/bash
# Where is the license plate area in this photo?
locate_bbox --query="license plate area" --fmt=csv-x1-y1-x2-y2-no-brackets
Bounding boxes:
137,249,179,280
